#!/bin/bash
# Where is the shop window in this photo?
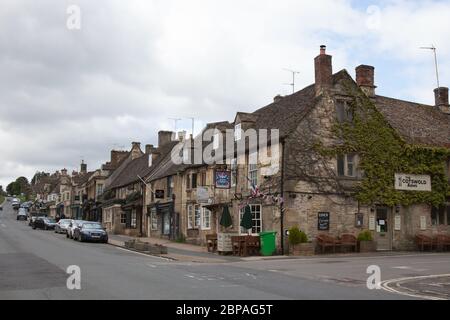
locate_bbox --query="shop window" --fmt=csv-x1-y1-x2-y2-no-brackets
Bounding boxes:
187,205,193,229
240,204,262,235
130,210,137,229
150,207,157,230
201,207,211,230
194,204,201,228
120,212,127,224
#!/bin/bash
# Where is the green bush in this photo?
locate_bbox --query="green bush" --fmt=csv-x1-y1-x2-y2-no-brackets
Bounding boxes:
288,226,308,245
357,230,373,241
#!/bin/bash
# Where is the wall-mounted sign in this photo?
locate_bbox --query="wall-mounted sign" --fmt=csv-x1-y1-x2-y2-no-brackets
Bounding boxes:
369,215,375,231
394,215,401,231
355,213,363,228
215,170,231,189
318,212,330,231
197,186,209,202
395,173,431,191
154,190,165,199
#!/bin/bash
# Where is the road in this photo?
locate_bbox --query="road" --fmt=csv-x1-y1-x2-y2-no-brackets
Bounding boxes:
0,200,449,300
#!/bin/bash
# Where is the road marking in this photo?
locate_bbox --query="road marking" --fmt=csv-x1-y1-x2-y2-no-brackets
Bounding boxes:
392,266,428,272
114,246,172,261
381,274,450,300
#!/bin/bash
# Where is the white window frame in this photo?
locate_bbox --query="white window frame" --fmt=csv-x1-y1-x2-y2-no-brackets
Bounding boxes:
239,204,262,235
131,210,137,228
194,204,201,228
187,205,194,229
234,123,242,141
248,163,258,188
150,207,158,230
201,207,211,230
96,183,104,197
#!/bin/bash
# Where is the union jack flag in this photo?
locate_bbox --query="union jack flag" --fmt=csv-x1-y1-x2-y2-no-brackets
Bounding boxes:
246,176,260,198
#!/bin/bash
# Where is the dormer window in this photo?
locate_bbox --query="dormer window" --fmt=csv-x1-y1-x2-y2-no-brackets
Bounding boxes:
234,123,242,141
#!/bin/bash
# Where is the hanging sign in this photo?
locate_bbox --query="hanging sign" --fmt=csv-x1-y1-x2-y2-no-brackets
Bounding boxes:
395,173,431,191
215,170,231,189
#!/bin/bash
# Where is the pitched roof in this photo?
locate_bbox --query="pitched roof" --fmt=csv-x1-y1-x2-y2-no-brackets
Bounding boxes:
107,154,150,189
374,95,450,148
72,171,94,186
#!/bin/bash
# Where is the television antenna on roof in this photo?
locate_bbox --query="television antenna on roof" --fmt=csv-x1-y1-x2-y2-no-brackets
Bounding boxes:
283,68,300,94
169,118,182,132
420,45,440,89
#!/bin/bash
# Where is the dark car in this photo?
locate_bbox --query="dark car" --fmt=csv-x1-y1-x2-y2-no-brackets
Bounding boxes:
73,222,108,243
32,217,57,230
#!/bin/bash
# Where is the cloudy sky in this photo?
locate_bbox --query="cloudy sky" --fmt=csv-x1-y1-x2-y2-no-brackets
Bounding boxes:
0,0,449,188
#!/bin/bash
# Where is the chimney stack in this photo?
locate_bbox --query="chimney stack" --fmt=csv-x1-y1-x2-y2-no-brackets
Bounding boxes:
314,45,333,96
130,142,142,160
145,144,156,154
80,160,87,174
356,65,376,97
273,94,283,103
158,131,175,146
434,87,449,114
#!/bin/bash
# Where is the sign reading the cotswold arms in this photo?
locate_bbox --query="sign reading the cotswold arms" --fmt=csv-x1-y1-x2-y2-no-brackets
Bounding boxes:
215,170,231,189
394,173,431,191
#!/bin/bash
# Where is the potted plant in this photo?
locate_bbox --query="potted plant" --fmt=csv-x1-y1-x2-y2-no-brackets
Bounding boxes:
357,230,375,252
288,227,314,256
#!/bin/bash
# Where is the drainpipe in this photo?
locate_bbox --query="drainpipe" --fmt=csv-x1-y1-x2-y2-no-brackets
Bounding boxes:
280,140,285,255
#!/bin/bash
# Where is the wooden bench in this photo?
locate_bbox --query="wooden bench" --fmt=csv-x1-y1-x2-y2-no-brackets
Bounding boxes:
317,234,340,253
415,234,434,251
434,234,450,251
340,234,357,252
206,233,218,253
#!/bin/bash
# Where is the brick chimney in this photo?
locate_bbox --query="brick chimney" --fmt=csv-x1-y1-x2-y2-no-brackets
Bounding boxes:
314,45,333,96
130,142,142,160
158,131,175,146
80,160,87,174
356,65,376,97
61,168,67,176
434,87,449,114
145,144,156,154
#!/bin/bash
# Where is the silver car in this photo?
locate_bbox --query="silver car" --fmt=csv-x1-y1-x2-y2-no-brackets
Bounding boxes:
66,220,85,239
55,219,71,234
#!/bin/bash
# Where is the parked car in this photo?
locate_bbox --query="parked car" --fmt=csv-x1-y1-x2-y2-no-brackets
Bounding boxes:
67,220,85,239
17,208,27,221
55,219,71,234
32,217,57,230
73,222,108,243
12,201,20,210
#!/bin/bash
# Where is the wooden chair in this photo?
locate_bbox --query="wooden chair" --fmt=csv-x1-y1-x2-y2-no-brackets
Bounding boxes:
231,236,242,256
317,234,339,253
340,234,357,252
415,234,434,251
434,234,450,251
206,233,218,253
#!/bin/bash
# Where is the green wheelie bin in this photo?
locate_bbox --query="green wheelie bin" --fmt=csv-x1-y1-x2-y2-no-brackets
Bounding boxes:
259,231,277,256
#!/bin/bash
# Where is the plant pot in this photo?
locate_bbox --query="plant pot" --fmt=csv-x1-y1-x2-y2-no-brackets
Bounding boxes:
148,244,168,255
359,240,376,253
289,243,315,256
134,242,150,251
124,240,136,249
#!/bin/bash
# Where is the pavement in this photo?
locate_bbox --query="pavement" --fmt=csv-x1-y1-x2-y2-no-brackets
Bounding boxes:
1,198,450,300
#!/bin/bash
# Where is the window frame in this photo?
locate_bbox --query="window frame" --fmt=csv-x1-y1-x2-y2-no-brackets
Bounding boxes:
248,163,258,188
239,204,262,235
234,123,242,141
120,212,127,224
150,207,158,230
194,204,201,228
187,205,194,229
130,210,137,229
201,207,211,230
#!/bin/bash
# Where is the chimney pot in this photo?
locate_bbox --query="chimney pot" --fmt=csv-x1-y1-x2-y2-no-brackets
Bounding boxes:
274,94,283,103
320,45,326,55
158,131,175,146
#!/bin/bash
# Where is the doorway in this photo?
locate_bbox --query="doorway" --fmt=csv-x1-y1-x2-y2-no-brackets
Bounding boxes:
375,206,392,250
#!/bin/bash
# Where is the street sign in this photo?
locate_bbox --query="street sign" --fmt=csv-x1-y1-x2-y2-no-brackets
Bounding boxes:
215,170,231,189
394,173,431,191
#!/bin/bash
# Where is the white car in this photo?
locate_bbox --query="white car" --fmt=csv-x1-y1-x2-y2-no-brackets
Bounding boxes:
66,220,85,239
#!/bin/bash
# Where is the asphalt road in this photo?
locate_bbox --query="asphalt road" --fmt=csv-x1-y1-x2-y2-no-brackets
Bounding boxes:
1,199,447,300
